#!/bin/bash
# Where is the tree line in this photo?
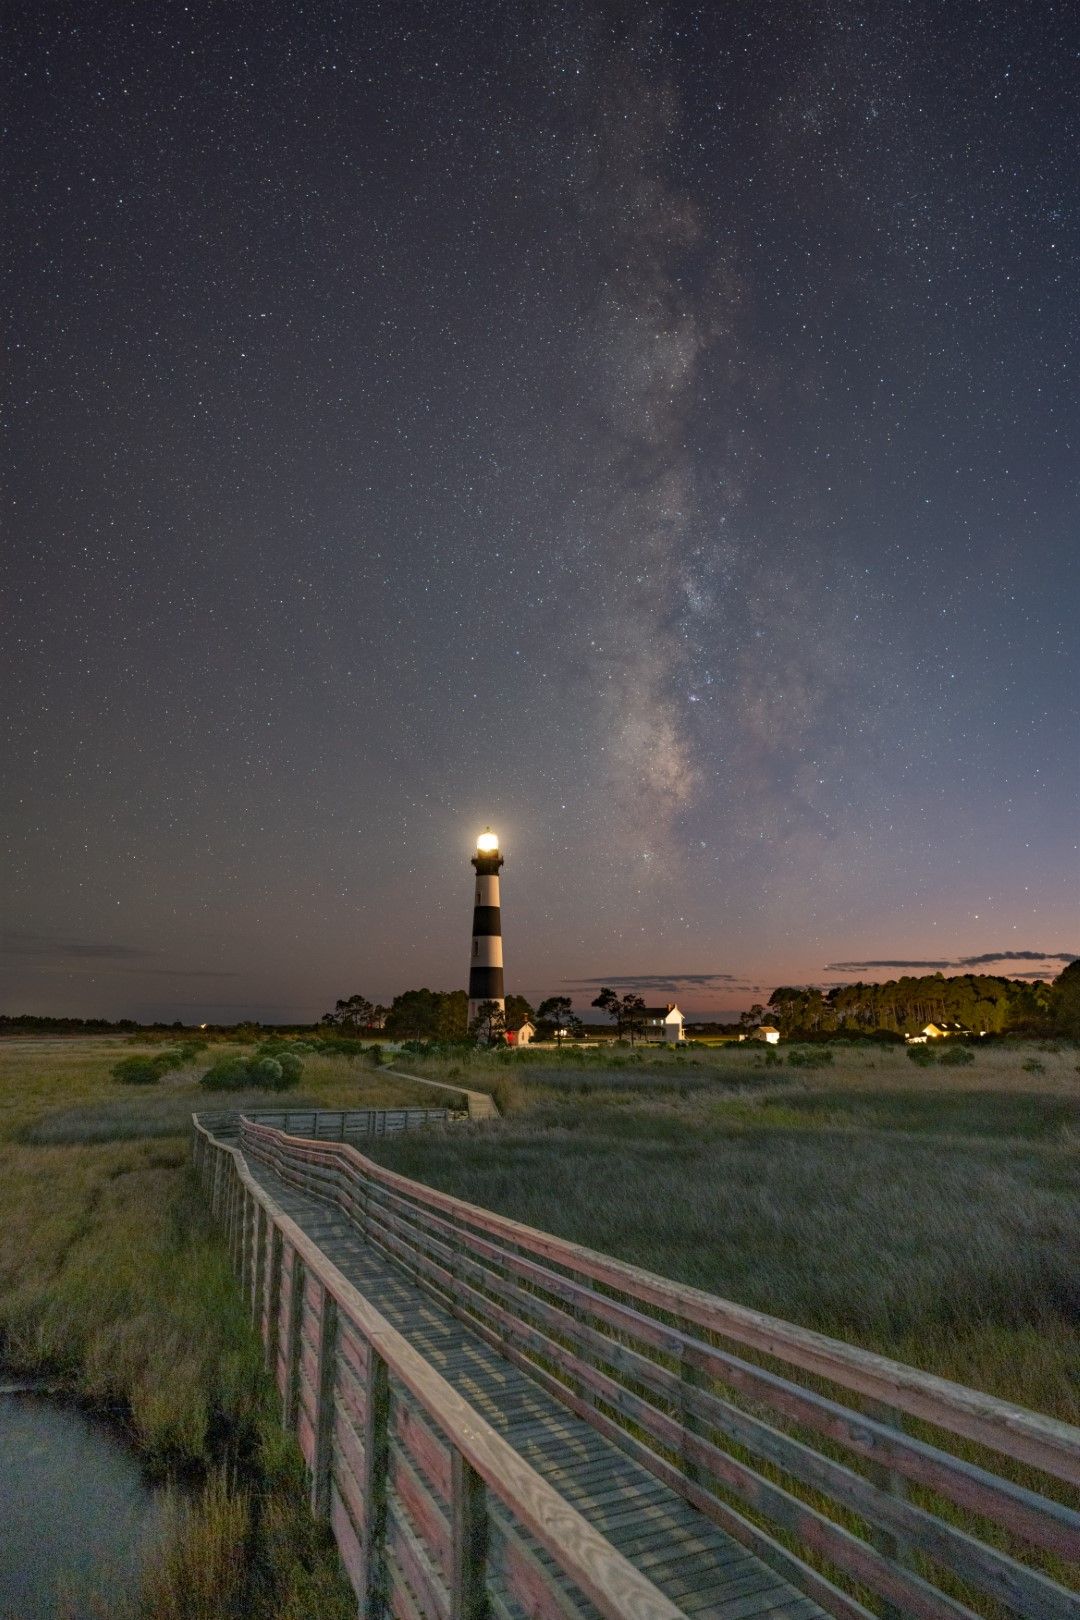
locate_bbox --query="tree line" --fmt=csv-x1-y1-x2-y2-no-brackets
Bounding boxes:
752,964,1079,1039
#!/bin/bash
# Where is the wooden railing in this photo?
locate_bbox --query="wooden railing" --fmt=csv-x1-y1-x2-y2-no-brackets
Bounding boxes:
192,1114,686,1620
196,1106,449,1140
230,1115,1080,1620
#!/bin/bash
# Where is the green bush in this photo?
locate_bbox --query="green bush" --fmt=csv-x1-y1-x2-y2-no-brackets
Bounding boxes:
906,1044,936,1066
786,1046,834,1069
939,1043,975,1067
276,1051,303,1086
366,1044,384,1066
199,1051,304,1092
112,1055,168,1086
199,1058,252,1091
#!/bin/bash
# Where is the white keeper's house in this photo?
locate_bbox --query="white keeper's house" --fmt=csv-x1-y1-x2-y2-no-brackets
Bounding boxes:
642,1004,686,1044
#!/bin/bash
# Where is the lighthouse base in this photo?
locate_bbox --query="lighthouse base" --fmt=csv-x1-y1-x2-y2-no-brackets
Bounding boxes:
468,996,506,1028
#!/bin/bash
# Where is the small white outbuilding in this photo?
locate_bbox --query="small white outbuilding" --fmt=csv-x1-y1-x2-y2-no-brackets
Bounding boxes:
641,1004,686,1043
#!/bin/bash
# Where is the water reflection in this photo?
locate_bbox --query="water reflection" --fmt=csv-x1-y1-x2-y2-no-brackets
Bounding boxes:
0,1384,166,1619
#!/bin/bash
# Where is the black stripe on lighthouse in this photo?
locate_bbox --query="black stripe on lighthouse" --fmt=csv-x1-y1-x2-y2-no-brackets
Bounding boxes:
469,965,504,1000
471,906,501,935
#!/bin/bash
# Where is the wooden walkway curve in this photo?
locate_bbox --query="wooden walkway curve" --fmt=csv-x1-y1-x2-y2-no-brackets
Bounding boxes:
192,1112,1080,1620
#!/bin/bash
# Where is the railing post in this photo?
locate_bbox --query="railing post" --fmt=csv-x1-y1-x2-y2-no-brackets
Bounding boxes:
868,1400,912,1620
362,1350,390,1618
240,1188,253,1300
451,1449,489,1620
284,1251,305,1431
312,1286,339,1519
266,1223,283,1377
252,1205,267,1326
680,1353,707,1488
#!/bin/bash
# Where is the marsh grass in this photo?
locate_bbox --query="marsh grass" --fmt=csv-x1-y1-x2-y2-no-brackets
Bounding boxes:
0,1037,424,1617
364,1058,1080,1420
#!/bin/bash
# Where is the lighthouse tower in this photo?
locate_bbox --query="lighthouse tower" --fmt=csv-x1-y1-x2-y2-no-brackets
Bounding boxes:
468,829,505,1027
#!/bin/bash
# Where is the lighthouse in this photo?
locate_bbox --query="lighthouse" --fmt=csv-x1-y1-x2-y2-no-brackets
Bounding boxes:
468,828,505,1027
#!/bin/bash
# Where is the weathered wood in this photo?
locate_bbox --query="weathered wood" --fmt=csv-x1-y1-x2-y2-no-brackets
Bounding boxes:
284,1247,305,1432
363,1349,391,1619
358,1195,1076,1620
266,1222,283,1379
451,1450,489,1620
194,1114,1080,1620
249,1120,1080,1565
245,1119,1077,1483
312,1286,338,1519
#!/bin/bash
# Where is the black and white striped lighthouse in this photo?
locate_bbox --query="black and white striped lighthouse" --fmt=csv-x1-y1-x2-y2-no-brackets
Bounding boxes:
468,829,505,1025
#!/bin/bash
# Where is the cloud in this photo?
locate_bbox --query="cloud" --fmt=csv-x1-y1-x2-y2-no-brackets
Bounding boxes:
0,931,151,962
135,968,239,979
0,931,236,978
826,951,1077,975
564,972,739,990
826,960,952,973
957,951,1078,967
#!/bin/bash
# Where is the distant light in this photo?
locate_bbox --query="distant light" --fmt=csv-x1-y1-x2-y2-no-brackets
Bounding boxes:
476,830,499,852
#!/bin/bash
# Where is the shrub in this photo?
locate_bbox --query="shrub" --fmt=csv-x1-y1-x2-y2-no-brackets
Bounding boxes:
939,1043,975,1066
1022,1058,1046,1075
199,1051,303,1092
366,1044,384,1066
786,1046,834,1069
199,1058,252,1092
112,1055,168,1086
276,1051,303,1086
906,1045,936,1066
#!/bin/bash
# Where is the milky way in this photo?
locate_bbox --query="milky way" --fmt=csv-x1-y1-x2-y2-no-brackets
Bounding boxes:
3,2,1077,1019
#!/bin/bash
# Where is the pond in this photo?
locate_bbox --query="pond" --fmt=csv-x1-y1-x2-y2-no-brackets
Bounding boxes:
0,1382,168,1618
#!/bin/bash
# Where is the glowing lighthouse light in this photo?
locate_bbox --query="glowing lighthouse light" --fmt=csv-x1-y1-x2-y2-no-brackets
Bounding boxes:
468,828,505,1028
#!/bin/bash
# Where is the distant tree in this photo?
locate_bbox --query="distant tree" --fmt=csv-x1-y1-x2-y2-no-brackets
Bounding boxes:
622,993,647,1046
435,990,468,1042
591,987,648,1045
505,994,535,1030
469,1000,507,1045
345,994,374,1031
536,995,581,1045
1051,959,1080,1038
591,987,621,1031
385,988,468,1042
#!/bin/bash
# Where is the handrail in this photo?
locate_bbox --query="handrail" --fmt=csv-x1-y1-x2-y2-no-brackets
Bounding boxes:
241,1115,1079,1486
191,1115,685,1620
236,1115,1080,1620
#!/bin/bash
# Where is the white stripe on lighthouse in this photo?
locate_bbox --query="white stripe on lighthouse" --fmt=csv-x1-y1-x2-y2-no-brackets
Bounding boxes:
474,875,500,906
472,935,503,967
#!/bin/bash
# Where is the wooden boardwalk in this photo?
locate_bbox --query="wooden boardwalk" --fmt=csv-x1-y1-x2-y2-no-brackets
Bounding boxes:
251,1157,818,1619
192,1111,1080,1620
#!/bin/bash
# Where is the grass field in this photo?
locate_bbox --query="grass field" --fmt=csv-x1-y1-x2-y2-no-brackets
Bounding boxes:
366,1039,1080,1423
0,1037,438,1619
2,1033,1076,1614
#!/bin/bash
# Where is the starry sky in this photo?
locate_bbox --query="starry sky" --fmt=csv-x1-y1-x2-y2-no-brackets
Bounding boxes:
3,2,1078,1022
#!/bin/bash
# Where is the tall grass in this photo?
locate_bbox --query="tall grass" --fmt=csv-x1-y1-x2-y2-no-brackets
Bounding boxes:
0,1036,429,1617
364,1065,1080,1421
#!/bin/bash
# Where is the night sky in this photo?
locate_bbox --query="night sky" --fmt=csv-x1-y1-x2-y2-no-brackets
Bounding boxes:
4,2,1078,1022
